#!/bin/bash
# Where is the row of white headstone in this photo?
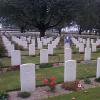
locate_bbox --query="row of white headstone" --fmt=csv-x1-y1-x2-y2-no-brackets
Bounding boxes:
29,37,60,56
64,43,93,61
2,36,15,57
10,46,58,66
12,36,53,50
64,37,100,61
20,58,100,92
72,37,97,53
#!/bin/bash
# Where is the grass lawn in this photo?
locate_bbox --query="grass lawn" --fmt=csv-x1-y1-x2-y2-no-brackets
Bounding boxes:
1,51,100,67
0,46,100,67
45,87,100,100
0,63,96,91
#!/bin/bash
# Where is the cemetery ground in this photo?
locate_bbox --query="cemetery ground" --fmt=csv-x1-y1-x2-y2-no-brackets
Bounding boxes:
1,62,100,100
0,36,100,100
45,87,100,100
0,63,97,91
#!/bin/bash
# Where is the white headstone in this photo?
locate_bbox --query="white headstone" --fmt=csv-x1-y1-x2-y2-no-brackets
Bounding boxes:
40,49,48,63
91,39,94,44
11,50,21,66
64,48,72,61
84,47,91,60
79,43,84,53
20,63,36,92
29,44,35,56
92,43,96,52
48,44,53,55
64,60,76,82
96,58,100,78
86,38,90,47
38,41,42,49
64,43,70,48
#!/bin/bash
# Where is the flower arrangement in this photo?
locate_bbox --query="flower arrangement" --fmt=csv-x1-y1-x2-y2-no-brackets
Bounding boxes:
62,80,83,91
43,76,56,92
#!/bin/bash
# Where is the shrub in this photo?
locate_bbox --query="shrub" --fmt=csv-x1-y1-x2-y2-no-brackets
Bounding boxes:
0,38,6,57
84,78,91,84
97,45,100,48
0,60,3,67
95,77,100,82
39,63,52,68
62,80,81,91
0,91,8,100
18,92,31,98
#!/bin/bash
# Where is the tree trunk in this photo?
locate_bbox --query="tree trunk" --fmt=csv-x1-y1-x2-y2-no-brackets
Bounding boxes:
89,30,92,35
79,27,82,35
58,28,61,36
20,27,25,33
39,29,46,37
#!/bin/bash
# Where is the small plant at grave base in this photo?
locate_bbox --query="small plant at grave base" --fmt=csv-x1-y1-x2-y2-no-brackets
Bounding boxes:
0,91,8,100
11,65,20,70
62,80,83,91
84,78,91,84
39,63,52,68
43,76,56,92
96,45,100,48
0,60,3,67
18,92,31,98
95,77,100,82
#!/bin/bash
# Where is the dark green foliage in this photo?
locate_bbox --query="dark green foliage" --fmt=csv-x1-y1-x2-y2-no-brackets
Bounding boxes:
95,77,100,82
0,0,76,37
0,38,6,57
39,63,52,68
18,92,31,98
0,60,3,67
0,91,8,100
84,78,91,84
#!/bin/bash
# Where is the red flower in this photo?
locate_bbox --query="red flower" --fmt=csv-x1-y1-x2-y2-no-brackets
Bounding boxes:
50,76,56,81
50,81,55,87
43,79,49,84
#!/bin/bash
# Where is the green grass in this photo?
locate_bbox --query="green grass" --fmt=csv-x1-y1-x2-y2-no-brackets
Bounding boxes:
1,46,100,67
0,63,96,91
0,53,97,67
45,87,100,100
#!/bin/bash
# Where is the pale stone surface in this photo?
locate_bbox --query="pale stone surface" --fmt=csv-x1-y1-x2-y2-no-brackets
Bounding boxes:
64,43,70,48
11,50,21,66
64,60,76,82
52,41,57,48
91,39,94,44
83,39,86,44
92,43,96,52
84,47,91,61
38,41,42,49
31,39,35,45
40,49,48,63
48,44,53,55
76,41,79,49
79,43,84,53
96,58,100,78
20,63,36,92
64,48,72,61
29,44,35,56
7,44,15,57
86,38,90,48
43,38,47,45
